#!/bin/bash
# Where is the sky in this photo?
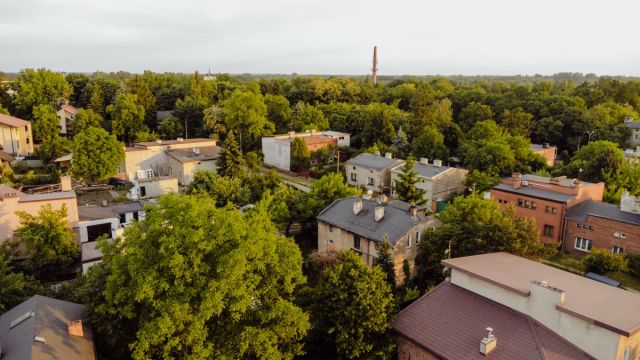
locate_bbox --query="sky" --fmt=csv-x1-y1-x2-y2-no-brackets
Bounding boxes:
1,0,638,76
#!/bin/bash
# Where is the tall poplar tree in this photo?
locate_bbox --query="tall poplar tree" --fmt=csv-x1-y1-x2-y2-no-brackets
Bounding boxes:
216,130,245,178
393,156,427,206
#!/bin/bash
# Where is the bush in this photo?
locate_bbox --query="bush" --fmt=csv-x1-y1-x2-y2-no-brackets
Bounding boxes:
626,253,640,278
584,249,628,274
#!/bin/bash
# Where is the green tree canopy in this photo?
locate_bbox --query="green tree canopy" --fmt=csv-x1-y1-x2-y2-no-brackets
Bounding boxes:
221,90,274,150
186,169,250,206
291,102,328,131
72,127,124,182
93,195,309,359
107,93,146,145
411,126,449,163
377,234,396,288
13,68,71,118
216,130,245,178
393,156,427,206
290,137,310,172
0,252,38,313
32,104,69,162
126,76,157,129
567,140,624,183
73,108,103,134
265,94,292,132
158,115,184,139
457,101,493,132
308,172,359,212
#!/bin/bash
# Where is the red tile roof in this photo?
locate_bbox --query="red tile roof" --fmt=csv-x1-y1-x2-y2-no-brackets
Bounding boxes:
392,281,594,360
0,113,30,128
61,104,79,114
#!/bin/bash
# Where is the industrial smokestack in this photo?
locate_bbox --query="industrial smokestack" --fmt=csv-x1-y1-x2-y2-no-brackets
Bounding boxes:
372,46,378,85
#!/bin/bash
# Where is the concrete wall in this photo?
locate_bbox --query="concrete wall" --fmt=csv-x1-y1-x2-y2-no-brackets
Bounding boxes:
346,165,391,193
391,168,468,211
565,217,640,255
78,218,118,243
0,124,34,156
262,137,291,171
449,269,636,360
397,336,438,360
167,156,217,186
630,129,640,148
120,148,170,179
136,177,179,198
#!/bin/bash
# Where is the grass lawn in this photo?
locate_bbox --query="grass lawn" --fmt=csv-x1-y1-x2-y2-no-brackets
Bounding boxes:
605,272,640,292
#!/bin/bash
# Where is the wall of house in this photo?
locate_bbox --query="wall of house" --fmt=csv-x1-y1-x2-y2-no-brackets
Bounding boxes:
630,129,640,147
0,124,33,156
346,165,389,193
137,177,179,198
449,269,628,360
262,138,291,171
397,336,438,360
392,168,468,211
78,218,118,243
534,147,557,167
120,148,169,179
564,217,640,255
167,157,217,186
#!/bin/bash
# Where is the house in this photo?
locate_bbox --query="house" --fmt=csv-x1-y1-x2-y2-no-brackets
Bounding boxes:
316,196,440,284
78,201,145,273
0,176,78,244
345,153,404,194
57,103,79,136
491,173,604,243
261,130,349,171
624,117,640,147
129,176,179,199
624,146,640,164
530,143,557,167
0,113,34,156
393,252,640,360
119,138,220,186
0,295,96,360
564,192,640,255
390,158,468,212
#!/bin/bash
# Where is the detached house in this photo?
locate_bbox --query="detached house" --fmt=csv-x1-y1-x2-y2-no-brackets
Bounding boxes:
393,252,640,360
261,130,349,171
345,153,404,194
57,103,79,136
624,118,640,148
0,113,34,157
391,158,468,212
317,196,440,284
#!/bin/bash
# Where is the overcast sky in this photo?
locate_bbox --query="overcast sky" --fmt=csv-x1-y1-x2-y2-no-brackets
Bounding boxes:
1,0,638,75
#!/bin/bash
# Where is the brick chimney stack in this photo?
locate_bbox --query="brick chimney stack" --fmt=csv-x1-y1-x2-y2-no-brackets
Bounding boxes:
512,173,522,189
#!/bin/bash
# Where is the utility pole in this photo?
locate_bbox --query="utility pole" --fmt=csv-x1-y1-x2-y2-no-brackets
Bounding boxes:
372,46,378,85
586,130,596,145
336,150,340,172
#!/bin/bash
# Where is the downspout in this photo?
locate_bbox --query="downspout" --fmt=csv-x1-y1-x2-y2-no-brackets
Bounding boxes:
560,207,568,253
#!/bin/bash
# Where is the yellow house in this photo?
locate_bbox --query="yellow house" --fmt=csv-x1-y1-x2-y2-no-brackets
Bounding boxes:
0,113,34,156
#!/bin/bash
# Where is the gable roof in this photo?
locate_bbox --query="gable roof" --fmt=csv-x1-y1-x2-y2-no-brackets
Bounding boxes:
392,281,593,360
60,104,79,114
566,200,640,226
316,197,435,244
0,295,96,360
0,113,30,128
345,153,403,170
442,252,640,336
392,162,455,179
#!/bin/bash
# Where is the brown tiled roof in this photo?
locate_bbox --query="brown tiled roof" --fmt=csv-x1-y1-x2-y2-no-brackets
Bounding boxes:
442,252,640,336
0,113,30,128
61,104,79,114
392,281,594,360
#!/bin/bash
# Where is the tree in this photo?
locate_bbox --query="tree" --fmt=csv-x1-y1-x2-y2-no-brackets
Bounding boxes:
291,102,328,131
603,161,640,204
88,84,105,117
127,76,157,129
186,170,250,206
457,102,493,132
107,93,146,145
32,104,69,162
158,115,184,139
567,140,624,183
584,249,628,274
465,169,501,193
73,108,103,134
500,107,533,137
290,137,310,172
72,127,125,182
265,94,292,132
216,131,245,178
0,252,38,313
13,68,71,118
174,95,207,138
66,72,90,107
13,204,77,279
411,126,449,162
393,156,427,206
377,234,396,288
93,195,309,359
308,172,359,210
221,90,274,150
310,251,395,359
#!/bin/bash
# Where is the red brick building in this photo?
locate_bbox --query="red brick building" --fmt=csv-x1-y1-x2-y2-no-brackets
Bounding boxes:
491,174,604,244
564,192,640,255
530,143,557,167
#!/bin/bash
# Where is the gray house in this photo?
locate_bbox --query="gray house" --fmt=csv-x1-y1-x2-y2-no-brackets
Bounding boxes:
345,153,404,194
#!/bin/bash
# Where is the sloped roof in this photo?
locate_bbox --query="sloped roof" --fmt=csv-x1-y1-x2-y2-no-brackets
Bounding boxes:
60,104,79,114
0,113,30,128
316,197,435,244
492,183,575,203
392,162,457,179
566,200,640,225
0,150,15,162
442,252,640,336
392,281,593,360
345,153,403,170
0,295,96,360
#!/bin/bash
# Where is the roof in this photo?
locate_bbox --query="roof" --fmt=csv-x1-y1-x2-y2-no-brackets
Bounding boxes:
137,175,177,184
530,143,556,150
0,113,30,128
0,184,24,199
442,252,640,336
392,281,593,360
0,150,15,162
492,183,575,203
81,241,104,263
19,191,76,203
60,104,79,114
323,130,349,137
166,146,221,163
0,295,96,360
316,197,434,244
135,138,214,147
566,200,640,226
156,110,173,121
345,153,403,170
53,153,72,163
392,162,455,179
78,201,144,221
625,121,640,129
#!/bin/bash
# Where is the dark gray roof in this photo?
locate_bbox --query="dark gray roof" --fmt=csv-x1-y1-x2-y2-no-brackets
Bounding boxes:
493,183,575,203
316,197,435,244
529,143,556,151
156,110,174,121
19,191,76,203
566,200,640,225
345,153,403,170
79,201,144,221
392,162,455,179
166,146,221,163
0,295,96,360
625,121,640,129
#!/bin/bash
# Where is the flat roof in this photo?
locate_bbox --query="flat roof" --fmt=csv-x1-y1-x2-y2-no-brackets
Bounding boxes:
530,143,556,150
442,252,640,336
392,162,457,179
19,190,76,203
492,183,575,203
135,138,214,147
79,202,144,221
166,146,221,163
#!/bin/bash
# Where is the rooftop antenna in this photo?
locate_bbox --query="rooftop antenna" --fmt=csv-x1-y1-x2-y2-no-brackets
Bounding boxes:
372,46,378,85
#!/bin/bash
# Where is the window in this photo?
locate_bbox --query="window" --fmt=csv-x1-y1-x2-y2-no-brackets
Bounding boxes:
374,242,380,250
140,186,146,197
531,201,537,210
133,212,139,221
367,177,374,186
415,230,421,244
551,207,557,214
351,173,357,181
613,246,624,254
407,234,412,248
575,237,592,252
329,225,334,232
614,231,627,239
25,125,28,132
354,235,361,250
26,138,30,144
119,213,126,224
517,199,523,207
524,200,530,208
543,225,554,238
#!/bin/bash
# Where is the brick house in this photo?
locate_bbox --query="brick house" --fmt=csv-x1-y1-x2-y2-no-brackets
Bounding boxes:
530,143,557,167
491,173,604,243
564,192,640,255
316,196,440,285
393,252,640,360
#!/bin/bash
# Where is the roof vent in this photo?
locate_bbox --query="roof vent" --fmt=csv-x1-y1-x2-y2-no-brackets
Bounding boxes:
433,159,442,167
479,327,497,356
34,336,47,344
68,320,84,337
374,205,385,222
419,158,428,165
353,197,363,215
193,147,200,155
385,152,392,159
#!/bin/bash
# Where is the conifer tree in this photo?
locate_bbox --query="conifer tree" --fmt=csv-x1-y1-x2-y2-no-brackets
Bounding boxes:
217,130,245,178
377,233,396,288
394,156,427,206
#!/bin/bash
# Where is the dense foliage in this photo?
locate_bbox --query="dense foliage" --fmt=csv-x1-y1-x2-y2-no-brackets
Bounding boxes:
72,126,125,181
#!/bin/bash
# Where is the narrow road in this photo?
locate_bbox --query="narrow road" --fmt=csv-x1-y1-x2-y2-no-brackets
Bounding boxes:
259,166,312,193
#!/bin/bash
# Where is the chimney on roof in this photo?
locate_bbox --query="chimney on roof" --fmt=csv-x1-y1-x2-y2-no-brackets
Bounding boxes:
419,158,428,165
385,152,392,159
512,173,522,189
409,204,417,217
374,151,381,156
479,327,497,356
433,159,442,167
363,189,373,200
156,139,162,144
374,204,385,222
176,137,184,142
60,176,72,192
193,147,200,155
353,197,363,215
67,320,84,337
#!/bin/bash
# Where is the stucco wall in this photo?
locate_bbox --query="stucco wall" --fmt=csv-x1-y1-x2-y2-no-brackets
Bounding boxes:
345,165,389,193
397,336,438,360
78,218,118,243
262,137,291,171
138,177,179,198
0,124,33,156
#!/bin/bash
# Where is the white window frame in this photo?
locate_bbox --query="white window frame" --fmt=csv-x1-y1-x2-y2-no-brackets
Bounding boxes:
612,246,624,254
575,237,592,252
407,234,412,248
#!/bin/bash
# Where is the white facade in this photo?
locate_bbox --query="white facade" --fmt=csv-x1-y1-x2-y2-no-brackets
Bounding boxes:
262,137,291,171
129,177,179,199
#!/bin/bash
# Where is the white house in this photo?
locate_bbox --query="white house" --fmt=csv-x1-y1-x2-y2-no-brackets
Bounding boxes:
345,152,403,194
262,130,350,171
57,104,79,136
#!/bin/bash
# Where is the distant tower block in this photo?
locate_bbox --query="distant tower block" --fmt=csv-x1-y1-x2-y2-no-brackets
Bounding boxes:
372,46,378,85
